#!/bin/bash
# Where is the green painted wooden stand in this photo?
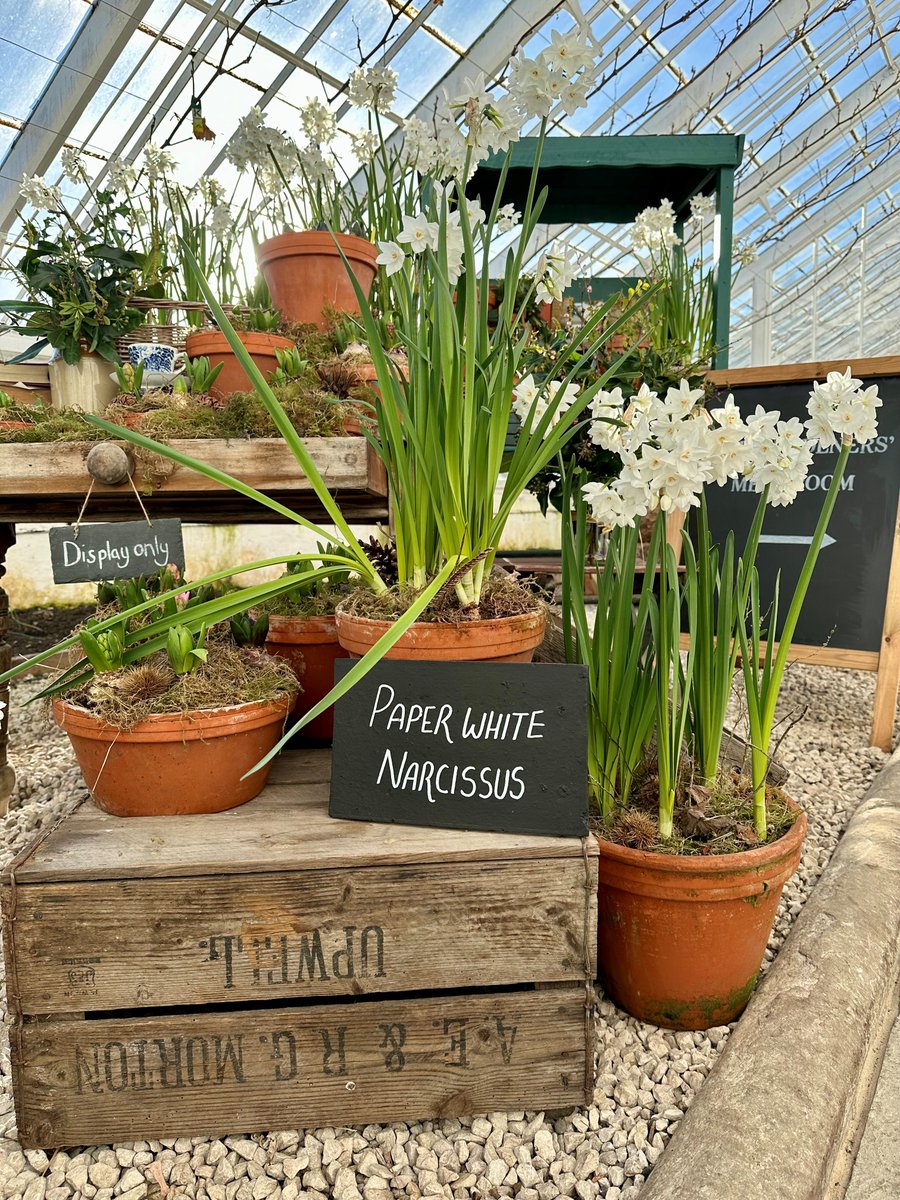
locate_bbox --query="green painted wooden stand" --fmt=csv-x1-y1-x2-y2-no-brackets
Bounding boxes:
469,133,744,368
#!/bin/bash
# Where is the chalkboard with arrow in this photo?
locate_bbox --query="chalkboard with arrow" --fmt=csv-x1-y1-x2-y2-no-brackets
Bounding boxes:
704,357,900,749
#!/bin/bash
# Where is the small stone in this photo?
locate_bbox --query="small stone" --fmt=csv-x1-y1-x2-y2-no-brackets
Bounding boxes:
534,1130,555,1161
88,1165,119,1190
118,1187,147,1200
470,1119,492,1139
117,1169,145,1193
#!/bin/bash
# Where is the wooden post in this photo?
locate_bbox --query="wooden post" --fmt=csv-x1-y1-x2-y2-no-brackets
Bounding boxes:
0,522,16,813
712,166,735,370
871,496,900,751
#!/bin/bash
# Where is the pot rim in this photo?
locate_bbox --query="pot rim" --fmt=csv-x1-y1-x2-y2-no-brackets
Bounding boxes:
334,605,546,632
52,694,292,741
595,794,807,874
184,329,295,352
256,230,378,262
266,612,340,644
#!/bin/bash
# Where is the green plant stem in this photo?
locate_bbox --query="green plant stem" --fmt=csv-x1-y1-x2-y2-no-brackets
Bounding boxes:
748,437,853,836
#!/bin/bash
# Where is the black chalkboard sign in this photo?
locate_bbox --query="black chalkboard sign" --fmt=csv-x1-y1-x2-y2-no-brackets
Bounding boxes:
704,373,900,654
49,519,185,584
329,660,589,837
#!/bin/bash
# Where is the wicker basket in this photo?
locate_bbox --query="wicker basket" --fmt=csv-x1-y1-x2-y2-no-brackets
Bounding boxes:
115,298,216,363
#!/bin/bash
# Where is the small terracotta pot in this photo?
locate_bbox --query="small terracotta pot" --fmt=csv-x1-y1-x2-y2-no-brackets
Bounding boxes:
53,696,292,817
0,420,33,431
257,232,378,329
341,360,408,435
184,329,295,399
596,799,807,1029
264,613,349,743
335,607,546,663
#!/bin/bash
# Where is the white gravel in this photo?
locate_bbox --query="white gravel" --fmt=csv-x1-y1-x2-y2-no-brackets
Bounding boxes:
0,662,891,1200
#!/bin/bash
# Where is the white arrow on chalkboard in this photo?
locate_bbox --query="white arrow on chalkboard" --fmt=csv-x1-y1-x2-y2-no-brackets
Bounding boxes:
759,533,836,547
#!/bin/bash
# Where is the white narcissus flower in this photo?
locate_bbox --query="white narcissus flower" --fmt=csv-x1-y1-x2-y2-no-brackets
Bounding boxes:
349,129,378,164
545,28,596,73
497,203,521,232
376,240,405,276
632,199,681,253
300,97,336,145
143,142,177,181
397,213,438,254
402,116,439,173
507,53,556,119
662,378,706,418
805,371,881,448
347,65,398,113
689,193,715,221
196,176,227,206
61,147,87,183
512,375,539,408
19,174,61,210
107,158,138,193
465,200,486,227
210,203,233,240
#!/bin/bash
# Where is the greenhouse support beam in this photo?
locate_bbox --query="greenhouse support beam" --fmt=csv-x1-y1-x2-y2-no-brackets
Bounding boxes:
0,0,154,234
637,0,813,134
746,152,900,278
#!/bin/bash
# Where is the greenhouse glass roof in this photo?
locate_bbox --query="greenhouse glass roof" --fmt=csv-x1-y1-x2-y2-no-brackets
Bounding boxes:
0,0,897,366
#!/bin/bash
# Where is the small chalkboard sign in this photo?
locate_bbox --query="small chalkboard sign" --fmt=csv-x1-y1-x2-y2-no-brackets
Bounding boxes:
49,519,185,584
705,357,900,749
329,660,589,837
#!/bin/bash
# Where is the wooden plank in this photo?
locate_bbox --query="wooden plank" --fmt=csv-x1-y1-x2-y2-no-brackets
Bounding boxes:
707,356,900,388
0,438,385,498
6,753,596,884
871,494,900,750
13,987,592,1147
5,855,596,1014
0,494,390,524
679,632,880,672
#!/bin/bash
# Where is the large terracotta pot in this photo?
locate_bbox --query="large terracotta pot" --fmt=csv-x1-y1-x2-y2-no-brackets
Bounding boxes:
184,329,295,399
53,696,292,817
257,232,378,329
264,613,349,743
335,607,546,663
596,798,807,1029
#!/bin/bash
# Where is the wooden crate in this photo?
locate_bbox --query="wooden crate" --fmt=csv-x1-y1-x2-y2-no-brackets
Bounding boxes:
2,750,597,1147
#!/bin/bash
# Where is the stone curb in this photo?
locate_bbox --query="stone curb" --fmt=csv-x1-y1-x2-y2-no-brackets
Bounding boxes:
640,746,900,1200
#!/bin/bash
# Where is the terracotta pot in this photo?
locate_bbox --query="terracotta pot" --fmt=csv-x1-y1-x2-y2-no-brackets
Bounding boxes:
0,420,33,431
341,360,408,435
335,607,546,663
264,613,349,743
184,329,295,399
596,799,807,1029
53,696,292,817
257,232,378,329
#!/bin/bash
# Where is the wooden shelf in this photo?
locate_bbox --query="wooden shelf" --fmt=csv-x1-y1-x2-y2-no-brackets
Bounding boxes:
0,436,388,523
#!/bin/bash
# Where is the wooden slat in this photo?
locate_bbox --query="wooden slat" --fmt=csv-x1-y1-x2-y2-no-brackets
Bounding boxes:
14,987,592,1147
707,356,900,388
0,438,385,498
6,854,596,1014
5,752,596,884
679,632,880,673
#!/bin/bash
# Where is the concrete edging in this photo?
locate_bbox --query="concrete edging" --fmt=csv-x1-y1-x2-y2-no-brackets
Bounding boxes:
640,746,900,1200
